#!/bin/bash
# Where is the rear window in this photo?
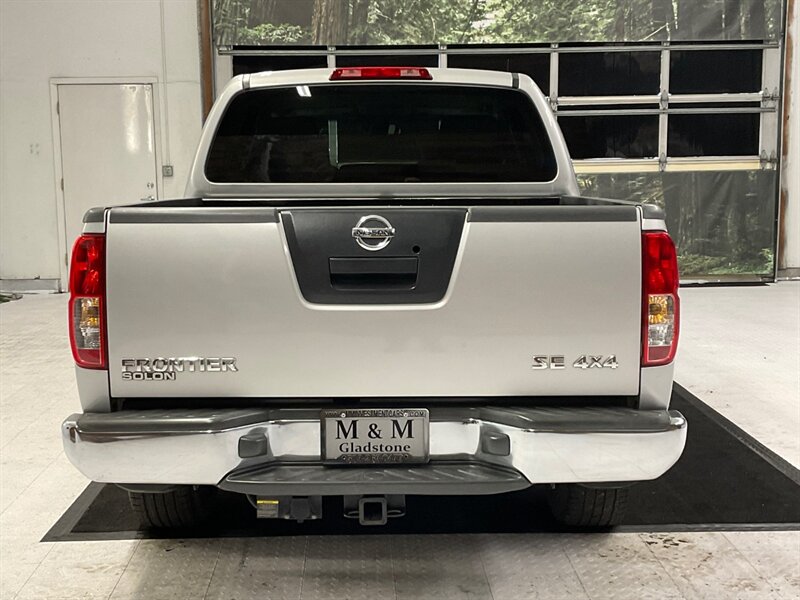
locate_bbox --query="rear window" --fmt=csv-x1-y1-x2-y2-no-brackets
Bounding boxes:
205,84,557,184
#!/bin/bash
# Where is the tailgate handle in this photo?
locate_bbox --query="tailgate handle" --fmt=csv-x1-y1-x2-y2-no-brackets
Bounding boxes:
329,257,418,291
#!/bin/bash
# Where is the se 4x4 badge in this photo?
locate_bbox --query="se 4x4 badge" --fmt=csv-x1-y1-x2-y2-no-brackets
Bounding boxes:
531,355,619,370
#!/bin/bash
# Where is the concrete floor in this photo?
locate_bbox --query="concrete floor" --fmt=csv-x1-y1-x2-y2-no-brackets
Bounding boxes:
0,284,798,600
676,283,800,468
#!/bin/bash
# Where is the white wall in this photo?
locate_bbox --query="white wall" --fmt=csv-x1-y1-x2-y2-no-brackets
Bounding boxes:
0,0,202,287
781,0,800,275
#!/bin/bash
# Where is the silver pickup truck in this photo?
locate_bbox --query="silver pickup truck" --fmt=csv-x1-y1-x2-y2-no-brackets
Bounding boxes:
62,66,685,528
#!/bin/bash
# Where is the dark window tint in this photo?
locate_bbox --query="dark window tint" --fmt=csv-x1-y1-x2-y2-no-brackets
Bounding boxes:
668,113,759,156
233,54,327,75
670,50,762,94
559,52,660,96
447,53,550,92
336,54,438,67
206,84,557,183
559,115,659,159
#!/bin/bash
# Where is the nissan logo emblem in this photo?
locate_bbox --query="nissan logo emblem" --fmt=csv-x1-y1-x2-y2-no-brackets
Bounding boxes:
351,215,395,252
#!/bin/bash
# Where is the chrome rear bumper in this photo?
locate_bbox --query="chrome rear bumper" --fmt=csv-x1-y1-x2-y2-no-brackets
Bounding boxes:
62,406,687,493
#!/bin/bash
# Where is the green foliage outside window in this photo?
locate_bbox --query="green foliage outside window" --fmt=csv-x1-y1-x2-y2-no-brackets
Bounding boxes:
578,171,777,278
213,0,782,47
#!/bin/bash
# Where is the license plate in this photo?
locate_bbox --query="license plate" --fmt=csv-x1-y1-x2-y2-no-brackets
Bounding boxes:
321,408,430,465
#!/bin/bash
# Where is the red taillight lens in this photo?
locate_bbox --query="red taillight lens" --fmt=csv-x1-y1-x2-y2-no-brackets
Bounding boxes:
69,235,106,369
642,231,680,367
330,66,433,81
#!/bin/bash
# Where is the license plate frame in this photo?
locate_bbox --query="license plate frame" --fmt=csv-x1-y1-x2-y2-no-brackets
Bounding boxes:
321,408,430,465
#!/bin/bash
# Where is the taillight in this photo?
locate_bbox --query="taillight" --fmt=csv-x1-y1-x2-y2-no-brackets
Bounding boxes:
330,66,433,81
642,231,680,367
69,235,106,369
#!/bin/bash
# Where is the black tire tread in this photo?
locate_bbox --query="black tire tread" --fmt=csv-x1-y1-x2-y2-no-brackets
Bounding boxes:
128,487,209,529
547,484,629,527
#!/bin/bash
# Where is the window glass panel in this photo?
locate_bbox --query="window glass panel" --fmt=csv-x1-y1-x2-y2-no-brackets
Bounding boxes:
670,50,762,94
577,170,776,277
206,84,557,183
447,53,550,92
335,54,438,67
559,115,659,158
212,0,783,46
558,52,660,96
233,54,327,75
668,113,759,156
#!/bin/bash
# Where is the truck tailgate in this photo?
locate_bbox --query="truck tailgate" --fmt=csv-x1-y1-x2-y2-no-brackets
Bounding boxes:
105,204,642,399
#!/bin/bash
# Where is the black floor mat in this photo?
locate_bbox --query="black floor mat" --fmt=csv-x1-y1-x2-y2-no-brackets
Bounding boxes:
43,384,800,541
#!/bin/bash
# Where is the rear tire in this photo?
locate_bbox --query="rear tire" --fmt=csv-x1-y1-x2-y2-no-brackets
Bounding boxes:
128,486,211,529
547,484,629,527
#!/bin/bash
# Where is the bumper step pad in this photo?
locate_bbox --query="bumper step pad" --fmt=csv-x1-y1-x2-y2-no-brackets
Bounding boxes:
219,462,530,496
